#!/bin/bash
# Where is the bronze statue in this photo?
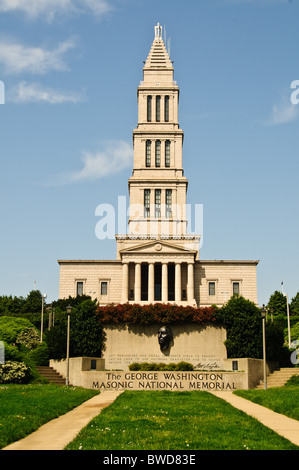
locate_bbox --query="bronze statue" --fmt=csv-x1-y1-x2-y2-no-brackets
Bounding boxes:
158,326,173,351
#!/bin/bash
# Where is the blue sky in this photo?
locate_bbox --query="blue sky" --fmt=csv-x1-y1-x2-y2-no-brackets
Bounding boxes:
0,0,298,306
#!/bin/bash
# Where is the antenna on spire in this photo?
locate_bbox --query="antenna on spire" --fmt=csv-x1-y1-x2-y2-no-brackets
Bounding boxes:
155,23,162,41
167,37,171,58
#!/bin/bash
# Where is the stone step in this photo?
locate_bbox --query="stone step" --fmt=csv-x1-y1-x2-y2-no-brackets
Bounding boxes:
256,368,299,389
36,366,66,385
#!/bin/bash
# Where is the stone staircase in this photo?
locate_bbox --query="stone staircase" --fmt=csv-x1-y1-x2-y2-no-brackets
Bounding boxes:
36,366,66,386
256,367,299,389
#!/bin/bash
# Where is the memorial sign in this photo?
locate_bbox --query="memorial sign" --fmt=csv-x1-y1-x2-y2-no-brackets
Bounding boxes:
86,370,242,391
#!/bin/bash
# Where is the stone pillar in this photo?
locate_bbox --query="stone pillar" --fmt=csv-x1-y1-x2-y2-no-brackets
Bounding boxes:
162,262,168,303
122,262,129,302
187,262,194,304
135,262,141,303
175,262,181,303
148,262,155,303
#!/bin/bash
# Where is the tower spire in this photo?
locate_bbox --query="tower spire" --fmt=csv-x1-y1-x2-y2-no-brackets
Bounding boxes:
154,22,162,41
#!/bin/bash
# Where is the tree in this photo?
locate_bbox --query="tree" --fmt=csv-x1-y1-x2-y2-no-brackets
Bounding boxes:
216,295,285,362
267,290,287,316
24,290,43,313
216,295,262,359
45,297,103,359
71,299,103,357
290,292,299,316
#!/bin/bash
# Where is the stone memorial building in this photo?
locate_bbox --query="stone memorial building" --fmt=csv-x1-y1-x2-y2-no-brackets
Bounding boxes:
58,24,259,308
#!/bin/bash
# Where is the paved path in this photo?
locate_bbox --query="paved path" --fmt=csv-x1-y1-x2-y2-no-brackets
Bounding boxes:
209,391,299,447
3,391,123,451
2,390,299,450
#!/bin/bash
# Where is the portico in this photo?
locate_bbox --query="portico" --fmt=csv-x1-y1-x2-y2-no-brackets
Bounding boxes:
120,240,196,305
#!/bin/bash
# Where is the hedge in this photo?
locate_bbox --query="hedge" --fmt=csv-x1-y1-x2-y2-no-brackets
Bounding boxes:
96,303,217,326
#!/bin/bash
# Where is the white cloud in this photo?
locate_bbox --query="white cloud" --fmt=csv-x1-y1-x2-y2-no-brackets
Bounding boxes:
0,0,112,21
8,81,86,104
50,141,133,185
0,38,76,75
266,94,299,126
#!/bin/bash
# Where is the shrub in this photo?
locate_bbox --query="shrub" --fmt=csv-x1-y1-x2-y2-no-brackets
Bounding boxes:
97,303,217,326
16,328,40,350
0,316,37,344
27,342,49,366
0,361,31,384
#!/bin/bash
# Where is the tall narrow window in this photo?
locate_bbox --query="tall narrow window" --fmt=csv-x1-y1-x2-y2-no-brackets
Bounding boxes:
156,95,161,122
101,281,108,295
155,189,161,218
166,189,172,218
144,189,150,218
146,140,151,167
76,281,83,296
233,282,240,295
147,95,152,122
164,95,169,122
165,140,170,167
209,282,216,296
155,140,161,167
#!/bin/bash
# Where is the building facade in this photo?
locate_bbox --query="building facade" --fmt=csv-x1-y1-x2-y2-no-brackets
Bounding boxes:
58,24,259,307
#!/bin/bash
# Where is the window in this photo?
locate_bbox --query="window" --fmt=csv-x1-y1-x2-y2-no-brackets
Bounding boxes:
155,189,161,218
233,282,240,295
146,140,151,167
165,140,170,167
144,189,150,218
147,95,152,122
209,282,216,296
101,281,108,295
76,281,83,296
155,140,161,167
156,95,161,122
166,189,172,218
164,95,169,122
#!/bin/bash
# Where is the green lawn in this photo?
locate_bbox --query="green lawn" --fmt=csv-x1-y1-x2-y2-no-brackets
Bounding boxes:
234,386,299,421
0,384,99,449
65,390,298,450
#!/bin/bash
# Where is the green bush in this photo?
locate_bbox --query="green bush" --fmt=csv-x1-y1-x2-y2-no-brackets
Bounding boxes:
0,361,31,384
0,316,37,344
285,375,299,387
27,342,49,366
1,341,23,362
16,328,40,350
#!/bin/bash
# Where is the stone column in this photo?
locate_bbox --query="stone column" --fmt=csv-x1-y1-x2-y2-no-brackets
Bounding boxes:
122,262,129,302
162,262,168,303
175,262,181,303
148,262,155,303
135,262,141,303
187,262,194,304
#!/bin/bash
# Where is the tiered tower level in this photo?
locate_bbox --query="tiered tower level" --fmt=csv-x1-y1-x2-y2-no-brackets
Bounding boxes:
117,23,200,256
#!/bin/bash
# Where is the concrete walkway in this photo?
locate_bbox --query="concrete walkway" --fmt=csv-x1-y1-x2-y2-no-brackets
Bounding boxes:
2,390,299,450
209,391,299,447
3,391,123,451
